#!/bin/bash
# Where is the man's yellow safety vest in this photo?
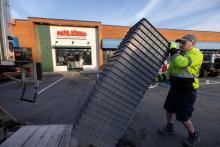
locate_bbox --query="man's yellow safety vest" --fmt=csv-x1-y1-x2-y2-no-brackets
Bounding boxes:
166,47,203,90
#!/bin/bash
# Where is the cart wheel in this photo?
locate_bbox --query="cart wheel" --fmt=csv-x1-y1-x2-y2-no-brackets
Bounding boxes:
116,139,135,147
117,127,136,147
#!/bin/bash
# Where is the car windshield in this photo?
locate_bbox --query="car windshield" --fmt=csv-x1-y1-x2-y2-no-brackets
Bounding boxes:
204,54,211,61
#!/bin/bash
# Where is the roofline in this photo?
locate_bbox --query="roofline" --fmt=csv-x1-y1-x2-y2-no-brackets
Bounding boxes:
103,24,130,28
27,17,102,23
13,17,220,33
14,19,28,21
157,28,220,33
103,24,220,33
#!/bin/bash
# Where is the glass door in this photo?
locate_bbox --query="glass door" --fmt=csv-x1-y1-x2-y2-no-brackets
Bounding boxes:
67,50,82,71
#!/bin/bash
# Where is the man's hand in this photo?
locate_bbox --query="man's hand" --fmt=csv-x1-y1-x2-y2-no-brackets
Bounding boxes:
154,74,166,82
168,42,178,56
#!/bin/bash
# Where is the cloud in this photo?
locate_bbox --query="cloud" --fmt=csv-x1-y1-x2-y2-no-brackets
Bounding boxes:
150,0,215,23
123,0,160,25
11,9,19,18
127,0,220,32
188,13,220,31
134,0,159,20
10,0,220,32
15,0,40,15
11,0,56,18
161,5,220,32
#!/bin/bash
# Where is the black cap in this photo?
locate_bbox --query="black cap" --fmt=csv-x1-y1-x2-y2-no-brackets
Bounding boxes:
176,34,197,43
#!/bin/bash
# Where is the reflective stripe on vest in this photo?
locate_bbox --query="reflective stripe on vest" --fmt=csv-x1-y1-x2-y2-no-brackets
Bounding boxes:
174,67,198,78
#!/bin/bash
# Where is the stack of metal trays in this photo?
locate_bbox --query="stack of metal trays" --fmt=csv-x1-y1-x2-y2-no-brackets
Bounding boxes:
73,18,169,147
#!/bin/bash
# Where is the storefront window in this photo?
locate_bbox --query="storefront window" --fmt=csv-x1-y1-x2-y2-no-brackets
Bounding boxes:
56,50,68,66
56,48,92,68
103,49,116,64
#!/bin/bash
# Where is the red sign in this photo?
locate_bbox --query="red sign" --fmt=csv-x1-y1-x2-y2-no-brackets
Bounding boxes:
57,30,87,36
15,52,22,56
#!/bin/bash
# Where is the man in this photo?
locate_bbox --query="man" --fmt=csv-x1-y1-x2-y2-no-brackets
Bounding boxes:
156,34,203,146
79,55,84,71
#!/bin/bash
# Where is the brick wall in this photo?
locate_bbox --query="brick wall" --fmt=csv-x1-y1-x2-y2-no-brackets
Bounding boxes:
102,25,129,39
159,29,220,42
102,25,220,42
11,19,32,48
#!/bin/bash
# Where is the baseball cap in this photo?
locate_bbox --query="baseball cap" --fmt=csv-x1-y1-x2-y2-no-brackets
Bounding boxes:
176,34,197,43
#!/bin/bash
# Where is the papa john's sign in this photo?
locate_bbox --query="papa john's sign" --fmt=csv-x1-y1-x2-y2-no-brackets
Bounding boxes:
56,29,87,40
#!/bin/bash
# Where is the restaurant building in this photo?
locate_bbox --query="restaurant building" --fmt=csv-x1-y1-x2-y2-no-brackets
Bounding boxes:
11,17,220,72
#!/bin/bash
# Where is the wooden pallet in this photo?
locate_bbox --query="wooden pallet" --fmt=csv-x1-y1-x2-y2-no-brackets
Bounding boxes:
0,124,78,147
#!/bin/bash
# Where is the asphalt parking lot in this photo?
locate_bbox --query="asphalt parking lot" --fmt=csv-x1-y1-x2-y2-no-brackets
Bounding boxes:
0,73,220,147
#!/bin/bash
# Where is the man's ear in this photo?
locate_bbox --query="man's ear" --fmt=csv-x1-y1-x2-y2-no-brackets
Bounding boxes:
192,42,196,46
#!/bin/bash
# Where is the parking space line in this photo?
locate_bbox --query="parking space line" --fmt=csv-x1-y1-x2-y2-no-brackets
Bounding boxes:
37,76,66,95
0,81,17,87
200,82,220,85
201,79,219,83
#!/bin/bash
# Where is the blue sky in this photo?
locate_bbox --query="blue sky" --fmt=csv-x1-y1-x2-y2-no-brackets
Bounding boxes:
11,0,220,32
